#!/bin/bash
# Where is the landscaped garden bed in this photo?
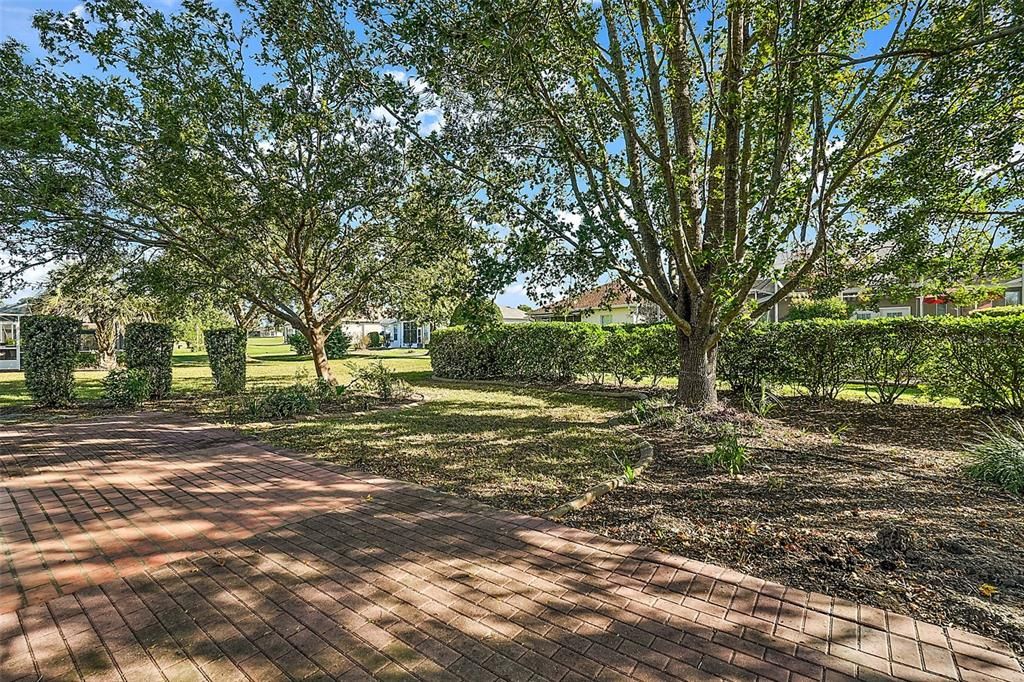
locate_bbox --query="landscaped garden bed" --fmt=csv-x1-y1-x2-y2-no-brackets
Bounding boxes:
565,396,1024,655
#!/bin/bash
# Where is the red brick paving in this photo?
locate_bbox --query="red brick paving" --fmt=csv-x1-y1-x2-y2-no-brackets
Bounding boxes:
1,413,1021,681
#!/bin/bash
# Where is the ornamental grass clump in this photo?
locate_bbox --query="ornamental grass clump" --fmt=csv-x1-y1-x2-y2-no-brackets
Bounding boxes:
966,421,1024,495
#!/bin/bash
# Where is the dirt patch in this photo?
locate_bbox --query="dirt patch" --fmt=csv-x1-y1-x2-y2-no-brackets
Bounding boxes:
566,397,1024,655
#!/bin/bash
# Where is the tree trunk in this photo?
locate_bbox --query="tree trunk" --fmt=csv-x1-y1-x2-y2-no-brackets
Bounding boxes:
93,318,119,370
308,326,335,383
675,326,718,410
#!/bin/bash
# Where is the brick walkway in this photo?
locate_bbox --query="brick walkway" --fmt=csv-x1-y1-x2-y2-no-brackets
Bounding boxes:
1,413,1020,681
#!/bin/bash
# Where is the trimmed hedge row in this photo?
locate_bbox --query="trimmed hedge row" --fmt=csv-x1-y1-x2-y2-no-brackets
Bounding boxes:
21,315,82,407
204,327,247,394
432,317,1024,411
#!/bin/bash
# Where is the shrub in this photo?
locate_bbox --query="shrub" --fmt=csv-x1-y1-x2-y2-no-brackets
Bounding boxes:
971,305,1024,318
429,326,498,379
966,421,1024,495
597,325,644,386
287,328,351,358
719,323,783,404
926,316,1024,412
21,315,81,407
103,368,151,409
778,319,854,400
203,327,247,394
246,377,338,419
124,322,174,399
848,318,934,404
450,296,503,330
634,324,677,387
490,323,603,382
367,331,383,348
349,360,410,399
785,296,849,321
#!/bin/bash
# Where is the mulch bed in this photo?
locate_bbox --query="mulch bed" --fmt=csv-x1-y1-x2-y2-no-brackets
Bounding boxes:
566,397,1024,655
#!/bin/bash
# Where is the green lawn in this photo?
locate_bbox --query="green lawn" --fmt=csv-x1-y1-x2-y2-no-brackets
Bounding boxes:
0,337,637,514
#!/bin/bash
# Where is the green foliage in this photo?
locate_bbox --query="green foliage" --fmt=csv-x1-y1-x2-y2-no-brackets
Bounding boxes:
102,368,151,409
926,316,1024,413
168,305,233,351
778,320,855,400
450,297,503,330
719,323,782,405
124,322,174,399
490,323,604,383
203,328,247,395
785,297,850,321
367,331,383,348
966,422,1024,495
428,326,498,379
596,325,643,386
848,319,934,404
971,305,1024,318
21,315,81,407
246,377,339,420
287,329,351,359
634,324,676,387
703,431,750,477
349,360,410,400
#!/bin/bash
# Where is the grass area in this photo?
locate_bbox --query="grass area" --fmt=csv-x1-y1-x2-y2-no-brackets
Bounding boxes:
0,336,638,514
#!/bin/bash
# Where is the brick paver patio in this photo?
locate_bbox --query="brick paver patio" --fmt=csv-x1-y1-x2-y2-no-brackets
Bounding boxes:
1,413,1020,681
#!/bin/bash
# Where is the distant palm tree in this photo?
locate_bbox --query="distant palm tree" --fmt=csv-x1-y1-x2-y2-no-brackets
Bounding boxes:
37,262,153,370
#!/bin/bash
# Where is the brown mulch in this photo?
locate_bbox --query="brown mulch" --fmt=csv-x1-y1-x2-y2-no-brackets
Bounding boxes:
566,396,1024,655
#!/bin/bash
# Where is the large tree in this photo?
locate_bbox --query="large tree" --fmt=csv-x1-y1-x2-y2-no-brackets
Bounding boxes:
1,0,473,382
373,0,1024,407
37,258,153,369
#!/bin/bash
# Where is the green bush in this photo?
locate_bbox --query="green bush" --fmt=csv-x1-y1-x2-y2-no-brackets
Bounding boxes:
431,323,603,383
971,305,1024,318
926,316,1024,412
778,319,855,400
367,331,383,348
203,328,247,394
634,324,677,387
124,322,174,399
103,368,151,409
785,296,850,321
21,315,82,407
491,323,603,382
246,377,338,419
450,296,503,330
848,318,934,404
349,360,410,399
597,325,644,386
719,323,783,403
966,421,1024,495
287,328,352,358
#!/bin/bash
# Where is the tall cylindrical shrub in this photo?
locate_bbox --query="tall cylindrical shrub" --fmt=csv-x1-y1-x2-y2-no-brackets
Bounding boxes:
21,315,81,407
203,327,248,394
125,322,174,399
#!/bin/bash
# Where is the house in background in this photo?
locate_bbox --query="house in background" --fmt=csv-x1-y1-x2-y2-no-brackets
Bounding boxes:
0,303,29,371
528,282,655,325
385,306,533,348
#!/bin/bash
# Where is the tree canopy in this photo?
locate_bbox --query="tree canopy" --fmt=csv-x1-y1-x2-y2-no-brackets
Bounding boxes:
1,0,476,381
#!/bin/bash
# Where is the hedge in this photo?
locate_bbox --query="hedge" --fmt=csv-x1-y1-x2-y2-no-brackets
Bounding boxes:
430,317,1024,412
204,327,247,394
21,315,81,407
124,322,174,399
103,368,151,409
287,328,351,359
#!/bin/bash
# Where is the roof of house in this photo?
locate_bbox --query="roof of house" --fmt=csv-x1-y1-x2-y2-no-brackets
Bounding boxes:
499,306,530,321
531,282,637,316
0,303,31,316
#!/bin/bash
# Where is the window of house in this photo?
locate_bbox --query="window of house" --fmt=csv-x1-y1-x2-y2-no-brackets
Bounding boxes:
600,314,613,326
402,321,420,345
853,311,873,320
880,307,911,318
1006,290,1022,305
